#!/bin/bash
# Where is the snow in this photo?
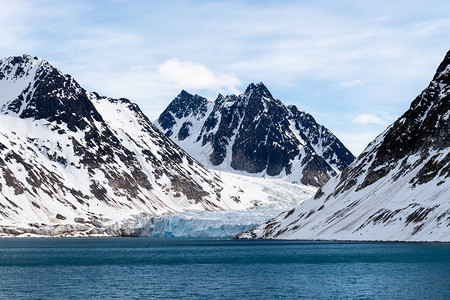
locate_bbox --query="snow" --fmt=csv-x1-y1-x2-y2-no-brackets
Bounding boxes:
241,163,450,242
238,61,450,242
0,56,42,110
288,120,306,146
0,56,318,238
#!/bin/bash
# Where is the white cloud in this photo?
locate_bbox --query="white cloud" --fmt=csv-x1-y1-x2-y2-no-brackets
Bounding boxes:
353,113,387,125
158,59,241,93
76,59,242,121
340,79,363,87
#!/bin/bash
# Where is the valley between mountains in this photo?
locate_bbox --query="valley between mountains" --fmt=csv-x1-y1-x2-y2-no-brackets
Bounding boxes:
0,51,448,241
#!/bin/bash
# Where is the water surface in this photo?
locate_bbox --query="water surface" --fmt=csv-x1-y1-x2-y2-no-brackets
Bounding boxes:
0,238,448,299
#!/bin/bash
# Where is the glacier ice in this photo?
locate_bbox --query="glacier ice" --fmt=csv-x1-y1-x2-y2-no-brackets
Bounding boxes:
115,209,290,238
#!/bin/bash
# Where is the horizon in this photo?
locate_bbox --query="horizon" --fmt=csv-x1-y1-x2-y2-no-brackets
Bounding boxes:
1,0,449,156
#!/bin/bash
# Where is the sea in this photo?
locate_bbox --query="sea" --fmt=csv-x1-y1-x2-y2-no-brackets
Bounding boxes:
0,238,448,299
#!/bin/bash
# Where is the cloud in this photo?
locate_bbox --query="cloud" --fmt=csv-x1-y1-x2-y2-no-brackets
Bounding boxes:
353,113,387,125
340,79,363,87
158,59,241,93
77,59,242,120
2,1,449,154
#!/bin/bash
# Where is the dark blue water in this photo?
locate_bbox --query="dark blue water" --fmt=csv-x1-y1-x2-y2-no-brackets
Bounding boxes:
0,238,448,299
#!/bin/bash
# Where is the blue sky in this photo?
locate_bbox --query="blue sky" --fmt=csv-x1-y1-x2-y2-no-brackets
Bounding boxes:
1,0,449,155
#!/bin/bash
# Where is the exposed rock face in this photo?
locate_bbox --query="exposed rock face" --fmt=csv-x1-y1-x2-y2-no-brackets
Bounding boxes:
158,90,209,139
237,50,450,242
157,83,355,187
0,55,283,233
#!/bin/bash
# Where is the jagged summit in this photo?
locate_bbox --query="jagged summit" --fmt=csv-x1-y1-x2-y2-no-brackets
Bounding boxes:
158,90,210,139
244,82,273,99
0,54,61,88
0,54,43,70
237,50,450,242
157,82,355,187
433,49,450,80
170,90,209,116
0,54,102,132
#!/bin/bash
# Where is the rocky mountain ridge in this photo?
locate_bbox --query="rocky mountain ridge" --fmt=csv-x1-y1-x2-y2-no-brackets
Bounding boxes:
157,83,355,187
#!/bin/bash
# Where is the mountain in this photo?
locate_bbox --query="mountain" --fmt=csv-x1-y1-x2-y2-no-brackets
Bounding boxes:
237,51,450,242
0,55,314,237
157,83,355,187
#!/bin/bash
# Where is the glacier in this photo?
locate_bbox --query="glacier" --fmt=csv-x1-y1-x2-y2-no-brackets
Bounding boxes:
107,171,317,237
113,209,288,238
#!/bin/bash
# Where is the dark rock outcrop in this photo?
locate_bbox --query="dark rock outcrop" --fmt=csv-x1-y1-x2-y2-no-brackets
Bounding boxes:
157,82,355,187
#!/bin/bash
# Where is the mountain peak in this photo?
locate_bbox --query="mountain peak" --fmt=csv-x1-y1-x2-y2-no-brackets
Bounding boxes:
0,54,46,81
433,49,450,82
158,81,355,186
244,82,273,99
174,90,209,108
158,90,210,133
5,54,41,65
179,89,193,97
0,54,104,131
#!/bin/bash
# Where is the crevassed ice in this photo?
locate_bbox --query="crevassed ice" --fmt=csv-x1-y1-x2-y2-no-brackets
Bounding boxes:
120,209,288,238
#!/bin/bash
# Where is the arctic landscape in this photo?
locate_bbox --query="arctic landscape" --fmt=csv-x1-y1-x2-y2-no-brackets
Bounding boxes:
0,2,448,244
0,50,448,242
2,2,450,299
0,54,324,237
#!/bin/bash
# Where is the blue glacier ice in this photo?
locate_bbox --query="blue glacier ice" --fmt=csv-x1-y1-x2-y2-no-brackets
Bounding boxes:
117,209,287,238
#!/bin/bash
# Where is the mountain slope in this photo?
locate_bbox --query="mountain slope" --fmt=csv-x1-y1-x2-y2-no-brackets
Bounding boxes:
157,83,355,187
0,55,314,237
237,51,450,242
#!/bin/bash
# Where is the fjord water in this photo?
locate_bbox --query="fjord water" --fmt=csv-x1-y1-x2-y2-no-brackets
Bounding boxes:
0,239,448,299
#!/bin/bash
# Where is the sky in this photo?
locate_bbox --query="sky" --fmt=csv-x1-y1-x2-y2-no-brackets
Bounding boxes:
1,0,449,155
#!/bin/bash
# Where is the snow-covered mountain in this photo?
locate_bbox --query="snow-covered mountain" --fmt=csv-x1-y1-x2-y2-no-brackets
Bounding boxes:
157,83,355,187
237,50,450,242
0,55,315,237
